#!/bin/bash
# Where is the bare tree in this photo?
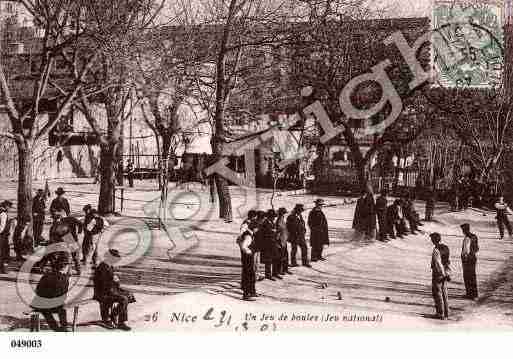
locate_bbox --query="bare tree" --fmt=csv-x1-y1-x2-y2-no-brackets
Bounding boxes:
446,98,513,183
180,0,302,221
0,0,97,220
288,1,431,191
74,0,165,214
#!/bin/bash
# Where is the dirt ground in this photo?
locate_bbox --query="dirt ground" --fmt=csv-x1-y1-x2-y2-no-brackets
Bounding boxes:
1,178,512,331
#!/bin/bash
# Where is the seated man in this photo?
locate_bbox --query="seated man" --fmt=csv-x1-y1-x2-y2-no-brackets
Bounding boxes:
93,249,134,331
31,254,70,332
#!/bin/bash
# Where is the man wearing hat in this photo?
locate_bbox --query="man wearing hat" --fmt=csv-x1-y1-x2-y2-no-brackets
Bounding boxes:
93,249,134,330
31,254,71,331
430,232,451,319
0,200,13,273
460,223,479,299
258,209,282,280
50,187,70,219
37,210,82,274
276,207,292,275
287,204,310,267
308,199,329,262
33,189,46,246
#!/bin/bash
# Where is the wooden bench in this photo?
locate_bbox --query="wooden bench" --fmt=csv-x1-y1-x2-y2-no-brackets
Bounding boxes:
24,298,97,332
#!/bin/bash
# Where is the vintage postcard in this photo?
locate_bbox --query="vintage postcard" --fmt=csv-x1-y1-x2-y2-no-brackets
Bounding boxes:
0,0,512,355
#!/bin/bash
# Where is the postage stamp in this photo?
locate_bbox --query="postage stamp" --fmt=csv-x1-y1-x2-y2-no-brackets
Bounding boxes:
432,0,504,87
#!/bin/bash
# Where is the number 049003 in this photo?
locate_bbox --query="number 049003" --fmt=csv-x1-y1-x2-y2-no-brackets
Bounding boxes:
10,339,42,349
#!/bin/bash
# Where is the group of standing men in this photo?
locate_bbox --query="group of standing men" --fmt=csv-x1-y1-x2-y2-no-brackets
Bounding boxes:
0,186,135,332
237,199,329,301
429,223,479,320
353,190,423,242
0,186,108,275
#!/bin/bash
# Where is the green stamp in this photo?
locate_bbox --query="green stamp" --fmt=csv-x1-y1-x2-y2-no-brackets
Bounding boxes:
432,1,504,87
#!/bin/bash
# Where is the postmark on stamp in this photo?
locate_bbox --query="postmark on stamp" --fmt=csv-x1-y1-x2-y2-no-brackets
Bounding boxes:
432,0,504,88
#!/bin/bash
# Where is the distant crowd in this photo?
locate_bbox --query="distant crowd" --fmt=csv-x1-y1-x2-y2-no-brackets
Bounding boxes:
352,190,425,241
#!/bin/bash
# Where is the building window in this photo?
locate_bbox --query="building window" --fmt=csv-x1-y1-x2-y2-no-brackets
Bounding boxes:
6,2,16,13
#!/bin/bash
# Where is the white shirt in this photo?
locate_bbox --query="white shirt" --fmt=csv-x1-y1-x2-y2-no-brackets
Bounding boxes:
431,247,445,277
461,235,471,258
0,212,7,233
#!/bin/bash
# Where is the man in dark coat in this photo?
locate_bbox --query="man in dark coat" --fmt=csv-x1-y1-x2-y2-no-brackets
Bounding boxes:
276,207,292,275
33,189,46,246
352,194,364,232
50,187,70,218
402,196,419,234
308,199,329,262
494,196,513,240
375,190,389,241
287,204,310,267
126,160,135,188
93,249,134,330
460,223,479,299
387,199,407,239
258,210,282,280
353,191,377,238
0,200,13,273
31,254,70,331
425,190,436,221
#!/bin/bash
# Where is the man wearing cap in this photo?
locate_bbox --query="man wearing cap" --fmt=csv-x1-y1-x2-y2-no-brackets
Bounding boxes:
33,189,46,246
0,200,13,273
50,188,70,218
430,232,451,319
276,207,292,275
31,254,71,331
460,223,479,299
287,204,310,267
308,199,329,262
93,249,134,330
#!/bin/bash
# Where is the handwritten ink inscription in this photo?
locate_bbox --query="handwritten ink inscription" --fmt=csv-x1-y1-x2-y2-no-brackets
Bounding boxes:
144,308,383,331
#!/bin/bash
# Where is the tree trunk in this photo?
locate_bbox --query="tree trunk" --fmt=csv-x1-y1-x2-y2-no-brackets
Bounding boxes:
342,127,368,192
160,134,172,221
116,121,124,186
98,142,116,214
155,132,162,190
214,173,232,220
17,141,34,221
